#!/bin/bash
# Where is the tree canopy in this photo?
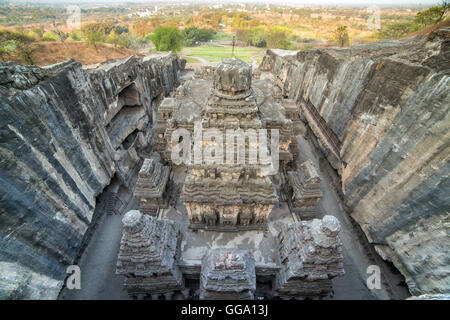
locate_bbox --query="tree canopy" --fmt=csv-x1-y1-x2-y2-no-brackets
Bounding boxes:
151,27,183,52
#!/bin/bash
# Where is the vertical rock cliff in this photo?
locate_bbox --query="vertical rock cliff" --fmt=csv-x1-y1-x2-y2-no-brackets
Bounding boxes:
260,29,449,295
0,54,184,299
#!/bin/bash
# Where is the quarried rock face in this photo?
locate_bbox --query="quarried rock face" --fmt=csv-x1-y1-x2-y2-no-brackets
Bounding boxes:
274,216,345,299
261,29,450,295
0,53,183,299
116,210,184,299
200,248,256,300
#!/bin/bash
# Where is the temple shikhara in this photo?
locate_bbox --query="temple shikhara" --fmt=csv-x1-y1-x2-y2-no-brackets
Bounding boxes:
117,58,345,299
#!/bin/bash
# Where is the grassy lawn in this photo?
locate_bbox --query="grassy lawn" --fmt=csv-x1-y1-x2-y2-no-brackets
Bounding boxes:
182,44,265,63
184,57,201,63
212,31,234,41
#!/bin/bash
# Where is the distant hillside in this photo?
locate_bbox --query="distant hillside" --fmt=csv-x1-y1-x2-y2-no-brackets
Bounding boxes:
8,41,140,66
403,19,450,38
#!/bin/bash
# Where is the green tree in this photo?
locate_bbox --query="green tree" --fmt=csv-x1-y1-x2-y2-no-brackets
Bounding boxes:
69,30,82,41
377,22,418,39
106,31,122,48
41,31,59,41
0,29,36,64
415,2,449,26
266,26,291,49
81,22,114,49
151,27,182,52
249,26,267,47
182,27,214,46
236,28,251,45
83,29,102,50
0,46,10,62
333,26,349,47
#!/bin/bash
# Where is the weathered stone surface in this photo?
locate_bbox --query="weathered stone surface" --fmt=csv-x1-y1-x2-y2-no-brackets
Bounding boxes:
274,216,345,299
261,29,450,295
0,53,183,299
200,248,256,300
213,58,252,94
116,210,184,297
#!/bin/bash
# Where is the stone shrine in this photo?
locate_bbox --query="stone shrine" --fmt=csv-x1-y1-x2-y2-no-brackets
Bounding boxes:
200,249,256,300
134,158,170,216
274,216,345,299
116,210,185,299
286,160,323,219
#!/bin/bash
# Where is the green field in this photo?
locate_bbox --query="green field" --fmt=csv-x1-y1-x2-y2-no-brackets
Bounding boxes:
184,57,201,63
212,31,234,41
182,44,265,63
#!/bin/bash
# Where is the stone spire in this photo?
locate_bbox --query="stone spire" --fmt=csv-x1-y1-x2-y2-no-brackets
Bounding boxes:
200,248,256,300
180,58,279,231
274,215,345,299
134,158,170,215
287,160,323,219
116,210,184,299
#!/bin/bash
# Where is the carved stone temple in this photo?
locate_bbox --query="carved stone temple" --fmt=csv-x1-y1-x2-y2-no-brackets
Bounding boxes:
4,29,446,301
274,216,345,299
179,59,281,231
116,58,345,300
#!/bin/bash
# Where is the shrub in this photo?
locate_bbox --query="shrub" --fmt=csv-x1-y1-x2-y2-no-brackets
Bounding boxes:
40,31,59,41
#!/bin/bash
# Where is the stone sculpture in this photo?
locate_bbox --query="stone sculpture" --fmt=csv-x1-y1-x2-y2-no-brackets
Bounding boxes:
286,160,323,219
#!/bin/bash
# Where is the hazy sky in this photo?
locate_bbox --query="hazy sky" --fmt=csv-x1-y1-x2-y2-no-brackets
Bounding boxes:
3,0,441,6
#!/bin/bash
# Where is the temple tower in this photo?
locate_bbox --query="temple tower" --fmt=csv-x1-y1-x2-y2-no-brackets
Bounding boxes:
116,210,185,299
180,58,279,231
